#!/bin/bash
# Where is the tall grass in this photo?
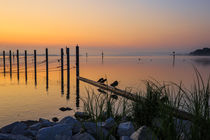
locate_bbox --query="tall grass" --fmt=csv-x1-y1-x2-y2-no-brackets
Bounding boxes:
82,68,210,139
82,88,130,122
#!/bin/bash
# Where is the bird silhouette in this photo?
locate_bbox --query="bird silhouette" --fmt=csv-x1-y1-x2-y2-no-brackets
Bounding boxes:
110,81,118,87
97,78,104,83
100,78,107,83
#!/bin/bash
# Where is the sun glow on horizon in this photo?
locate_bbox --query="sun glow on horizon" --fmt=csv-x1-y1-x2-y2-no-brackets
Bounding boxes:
0,0,210,50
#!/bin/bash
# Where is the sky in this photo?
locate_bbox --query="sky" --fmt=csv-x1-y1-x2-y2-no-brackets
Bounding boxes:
0,0,210,55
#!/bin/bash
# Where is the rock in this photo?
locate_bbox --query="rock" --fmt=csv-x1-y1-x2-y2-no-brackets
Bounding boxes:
11,122,27,135
174,118,192,137
72,132,95,140
0,133,31,140
36,124,72,140
59,107,67,111
52,117,59,122
59,116,81,134
83,122,115,140
24,129,37,138
97,122,105,127
21,120,38,127
59,107,72,112
130,126,158,140
74,112,90,120
60,116,76,126
117,122,135,137
0,122,20,133
120,136,132,140
29,119,54,130
104,117,116,129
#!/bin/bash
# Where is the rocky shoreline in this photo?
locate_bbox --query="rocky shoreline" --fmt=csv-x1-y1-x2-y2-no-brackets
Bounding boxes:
0,112,160,140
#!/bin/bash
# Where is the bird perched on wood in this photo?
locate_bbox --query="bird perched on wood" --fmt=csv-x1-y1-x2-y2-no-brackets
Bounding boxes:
97,78,107,84
110,81,118,87
97,78,104,83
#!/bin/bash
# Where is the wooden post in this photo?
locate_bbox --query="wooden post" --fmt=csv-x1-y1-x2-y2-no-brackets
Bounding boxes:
17,50,19,81
61,48,64,95
9,50,12,78
66,47,70,99
3,51,5,75
76,45,79,78
76,45,80,107
34,50,37,86
25,50,27,83
46,48,48,90
102,51,104,64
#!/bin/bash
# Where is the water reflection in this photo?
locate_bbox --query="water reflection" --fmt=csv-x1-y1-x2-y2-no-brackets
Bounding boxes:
192,58,210,66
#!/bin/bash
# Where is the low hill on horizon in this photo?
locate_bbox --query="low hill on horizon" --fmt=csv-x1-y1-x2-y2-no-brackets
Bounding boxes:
189,48,210,56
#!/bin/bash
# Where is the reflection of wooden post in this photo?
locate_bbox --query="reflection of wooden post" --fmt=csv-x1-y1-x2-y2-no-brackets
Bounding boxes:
17,50,19,81
76,45,80,107
46,48,48,90
34,50,37,86
66,47,70,99
61,48,64,95
9,50,12,78
25,50,27,83
3,51,5,75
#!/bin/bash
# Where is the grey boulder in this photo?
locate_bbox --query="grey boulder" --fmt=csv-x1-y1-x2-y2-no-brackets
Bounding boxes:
36,124,72,140
117,122,135,136
72,132,95,140
130,126,158,140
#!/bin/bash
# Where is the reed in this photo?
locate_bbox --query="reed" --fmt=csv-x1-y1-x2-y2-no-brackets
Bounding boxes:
82,68,210,139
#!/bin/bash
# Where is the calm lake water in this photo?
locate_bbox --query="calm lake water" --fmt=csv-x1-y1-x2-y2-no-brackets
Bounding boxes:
0,54,210,127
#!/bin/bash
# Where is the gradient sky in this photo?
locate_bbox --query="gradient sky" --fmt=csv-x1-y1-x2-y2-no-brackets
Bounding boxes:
0,0,210,54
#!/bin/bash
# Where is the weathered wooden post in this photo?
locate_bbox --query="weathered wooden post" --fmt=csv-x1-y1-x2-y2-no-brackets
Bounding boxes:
9,50,12,78
46,48,48,90
76,45,80,107
25,50,27,83
61,48,64,95
102,51,104,64
172,51,175,67
66,47,70,99
3,51,5,75
17,50,19,81
34,50,37,86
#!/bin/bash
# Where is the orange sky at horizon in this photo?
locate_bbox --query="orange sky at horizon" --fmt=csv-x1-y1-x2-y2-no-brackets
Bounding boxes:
0,0,210,50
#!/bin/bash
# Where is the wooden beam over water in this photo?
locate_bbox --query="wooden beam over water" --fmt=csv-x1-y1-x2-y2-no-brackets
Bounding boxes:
78,76,194,121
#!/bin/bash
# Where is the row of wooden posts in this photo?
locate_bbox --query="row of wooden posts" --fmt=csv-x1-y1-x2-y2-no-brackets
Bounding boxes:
1,46,80,90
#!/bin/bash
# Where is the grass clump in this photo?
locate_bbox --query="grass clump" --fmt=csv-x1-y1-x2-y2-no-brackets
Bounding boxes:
82,68,210,140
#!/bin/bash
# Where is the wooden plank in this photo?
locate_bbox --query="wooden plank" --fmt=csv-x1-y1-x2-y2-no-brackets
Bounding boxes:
78,76,194,121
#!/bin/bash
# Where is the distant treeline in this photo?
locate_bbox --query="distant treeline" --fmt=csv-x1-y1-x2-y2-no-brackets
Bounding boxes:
190,48,210,56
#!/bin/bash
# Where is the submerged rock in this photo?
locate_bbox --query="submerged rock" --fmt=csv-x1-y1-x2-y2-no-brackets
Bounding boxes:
52,117,59,122
36,124,72,140
59,107,72,112
130,126,158,140
117,122,135,137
